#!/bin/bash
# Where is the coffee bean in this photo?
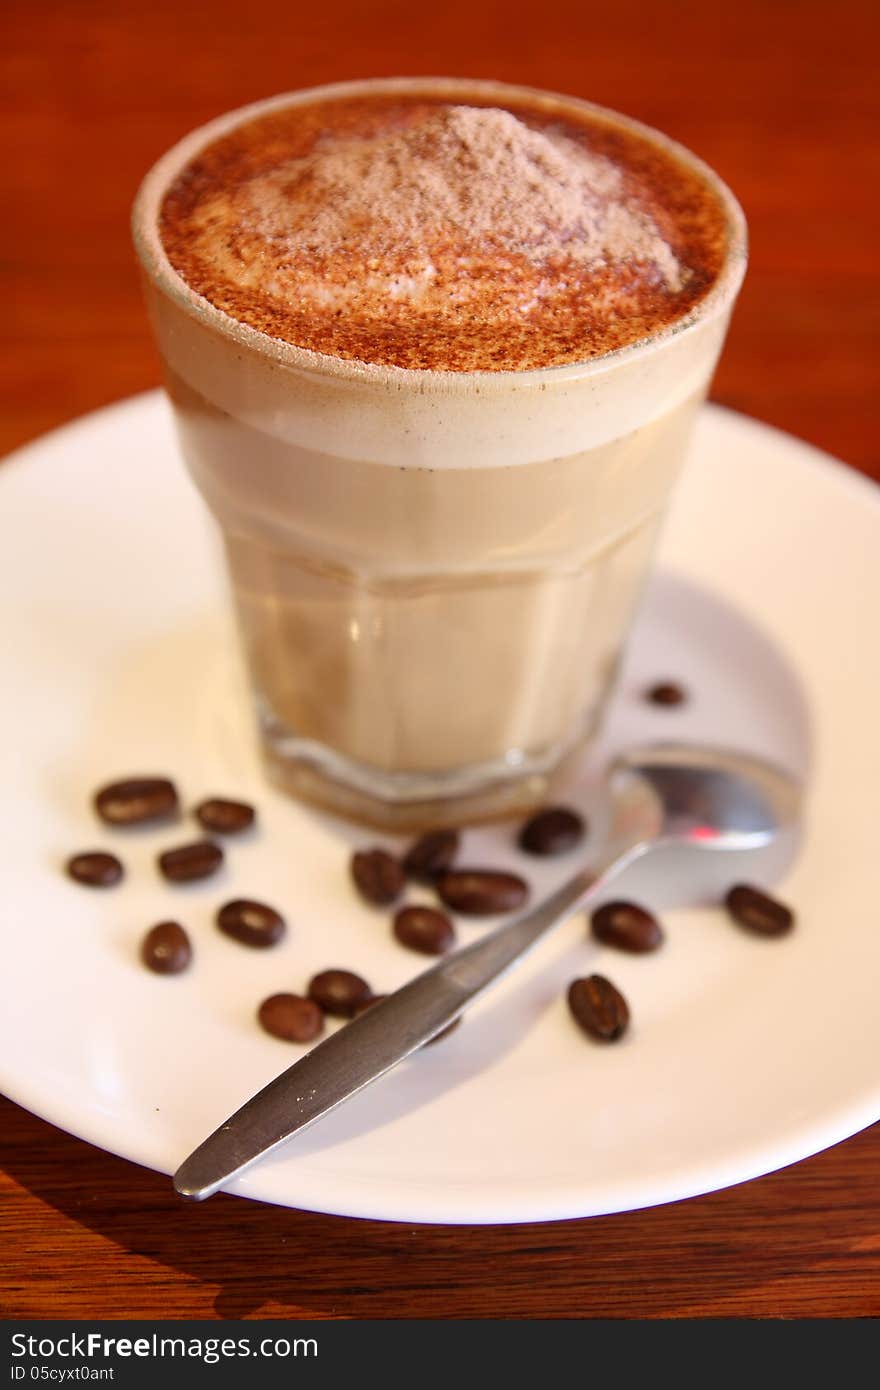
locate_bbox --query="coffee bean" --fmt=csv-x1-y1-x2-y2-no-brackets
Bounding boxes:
437,870,529,916
519,806,585,856
568,975,630,1042
309,969,373,1018
141,921,192,975
195,797,255,835
158,839,223,883
645,681,687,707
725,883,794,936
591,900,663,953
217,898,286,948
393,905,455,956
66,851,124,888
351,994,460,1047
402,829,460,883
258,993,324,1043
351,848,405,906
94,776,179,826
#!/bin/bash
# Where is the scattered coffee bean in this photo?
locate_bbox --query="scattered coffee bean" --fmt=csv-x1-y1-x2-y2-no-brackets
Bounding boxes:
159,839,223,883
309,969,372,1018
645,681,687,707
217,898,286,948
725,883,794,936
258,993,324,1043
351,848,405,906
141,921,192,975
66,851,124,888
393,905,455,956
591,900,663,953
437,869,529,916
402,829,460,883
94,776,179,827
195,797,255,835
519,806,586,856
568,975,630,1042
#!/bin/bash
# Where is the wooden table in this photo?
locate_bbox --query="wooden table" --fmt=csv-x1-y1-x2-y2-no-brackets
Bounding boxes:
3,0,878,1320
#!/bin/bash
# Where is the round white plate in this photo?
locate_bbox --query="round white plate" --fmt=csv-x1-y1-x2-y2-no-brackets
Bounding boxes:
2,392,879,1224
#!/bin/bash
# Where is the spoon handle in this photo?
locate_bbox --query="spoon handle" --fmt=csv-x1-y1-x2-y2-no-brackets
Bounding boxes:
174,840,639,1201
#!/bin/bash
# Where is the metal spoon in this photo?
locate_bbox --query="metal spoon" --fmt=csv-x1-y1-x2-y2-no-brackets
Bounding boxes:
174,742,800,1200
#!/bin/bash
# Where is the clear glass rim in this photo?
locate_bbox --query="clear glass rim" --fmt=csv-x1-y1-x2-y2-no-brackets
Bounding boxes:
132,76,748,389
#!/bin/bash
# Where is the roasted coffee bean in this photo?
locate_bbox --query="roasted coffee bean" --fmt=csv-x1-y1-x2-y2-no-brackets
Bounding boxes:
141,921,192,975
309,969,373,1018
725,883,794,936
217,898,286,948
402,829,460,883
591,900,663,953
195,797,255,835
568,975,630,1042
645,681,687,707
519,806,586,856
158,839,223,883
437,869,529,916
393,905,455,956
258,993,324,1043
66,851,124,888
351,848,405,906
94,776,179,826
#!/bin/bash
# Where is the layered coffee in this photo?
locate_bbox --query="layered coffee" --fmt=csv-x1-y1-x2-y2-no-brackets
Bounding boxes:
134,79,746,827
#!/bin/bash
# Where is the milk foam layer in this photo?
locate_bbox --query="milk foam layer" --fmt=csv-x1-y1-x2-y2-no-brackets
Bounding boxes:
142,280,731,469
158,89,730,372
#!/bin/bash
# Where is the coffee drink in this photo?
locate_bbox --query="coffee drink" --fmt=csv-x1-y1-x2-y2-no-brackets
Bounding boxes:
133,79,746,828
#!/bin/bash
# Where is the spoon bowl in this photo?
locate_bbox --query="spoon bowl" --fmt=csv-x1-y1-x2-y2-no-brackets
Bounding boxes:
609,742,802,854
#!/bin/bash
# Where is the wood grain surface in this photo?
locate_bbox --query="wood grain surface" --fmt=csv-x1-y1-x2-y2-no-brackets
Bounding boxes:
3,0,879,1321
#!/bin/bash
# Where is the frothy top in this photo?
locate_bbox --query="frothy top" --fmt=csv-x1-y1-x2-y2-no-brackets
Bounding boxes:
159,91,731,372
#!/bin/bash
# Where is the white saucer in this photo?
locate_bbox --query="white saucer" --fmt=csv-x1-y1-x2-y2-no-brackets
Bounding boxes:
2,392,878,1224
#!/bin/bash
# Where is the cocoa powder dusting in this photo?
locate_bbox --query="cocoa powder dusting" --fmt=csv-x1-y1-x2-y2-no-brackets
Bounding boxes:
160,95,729,371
